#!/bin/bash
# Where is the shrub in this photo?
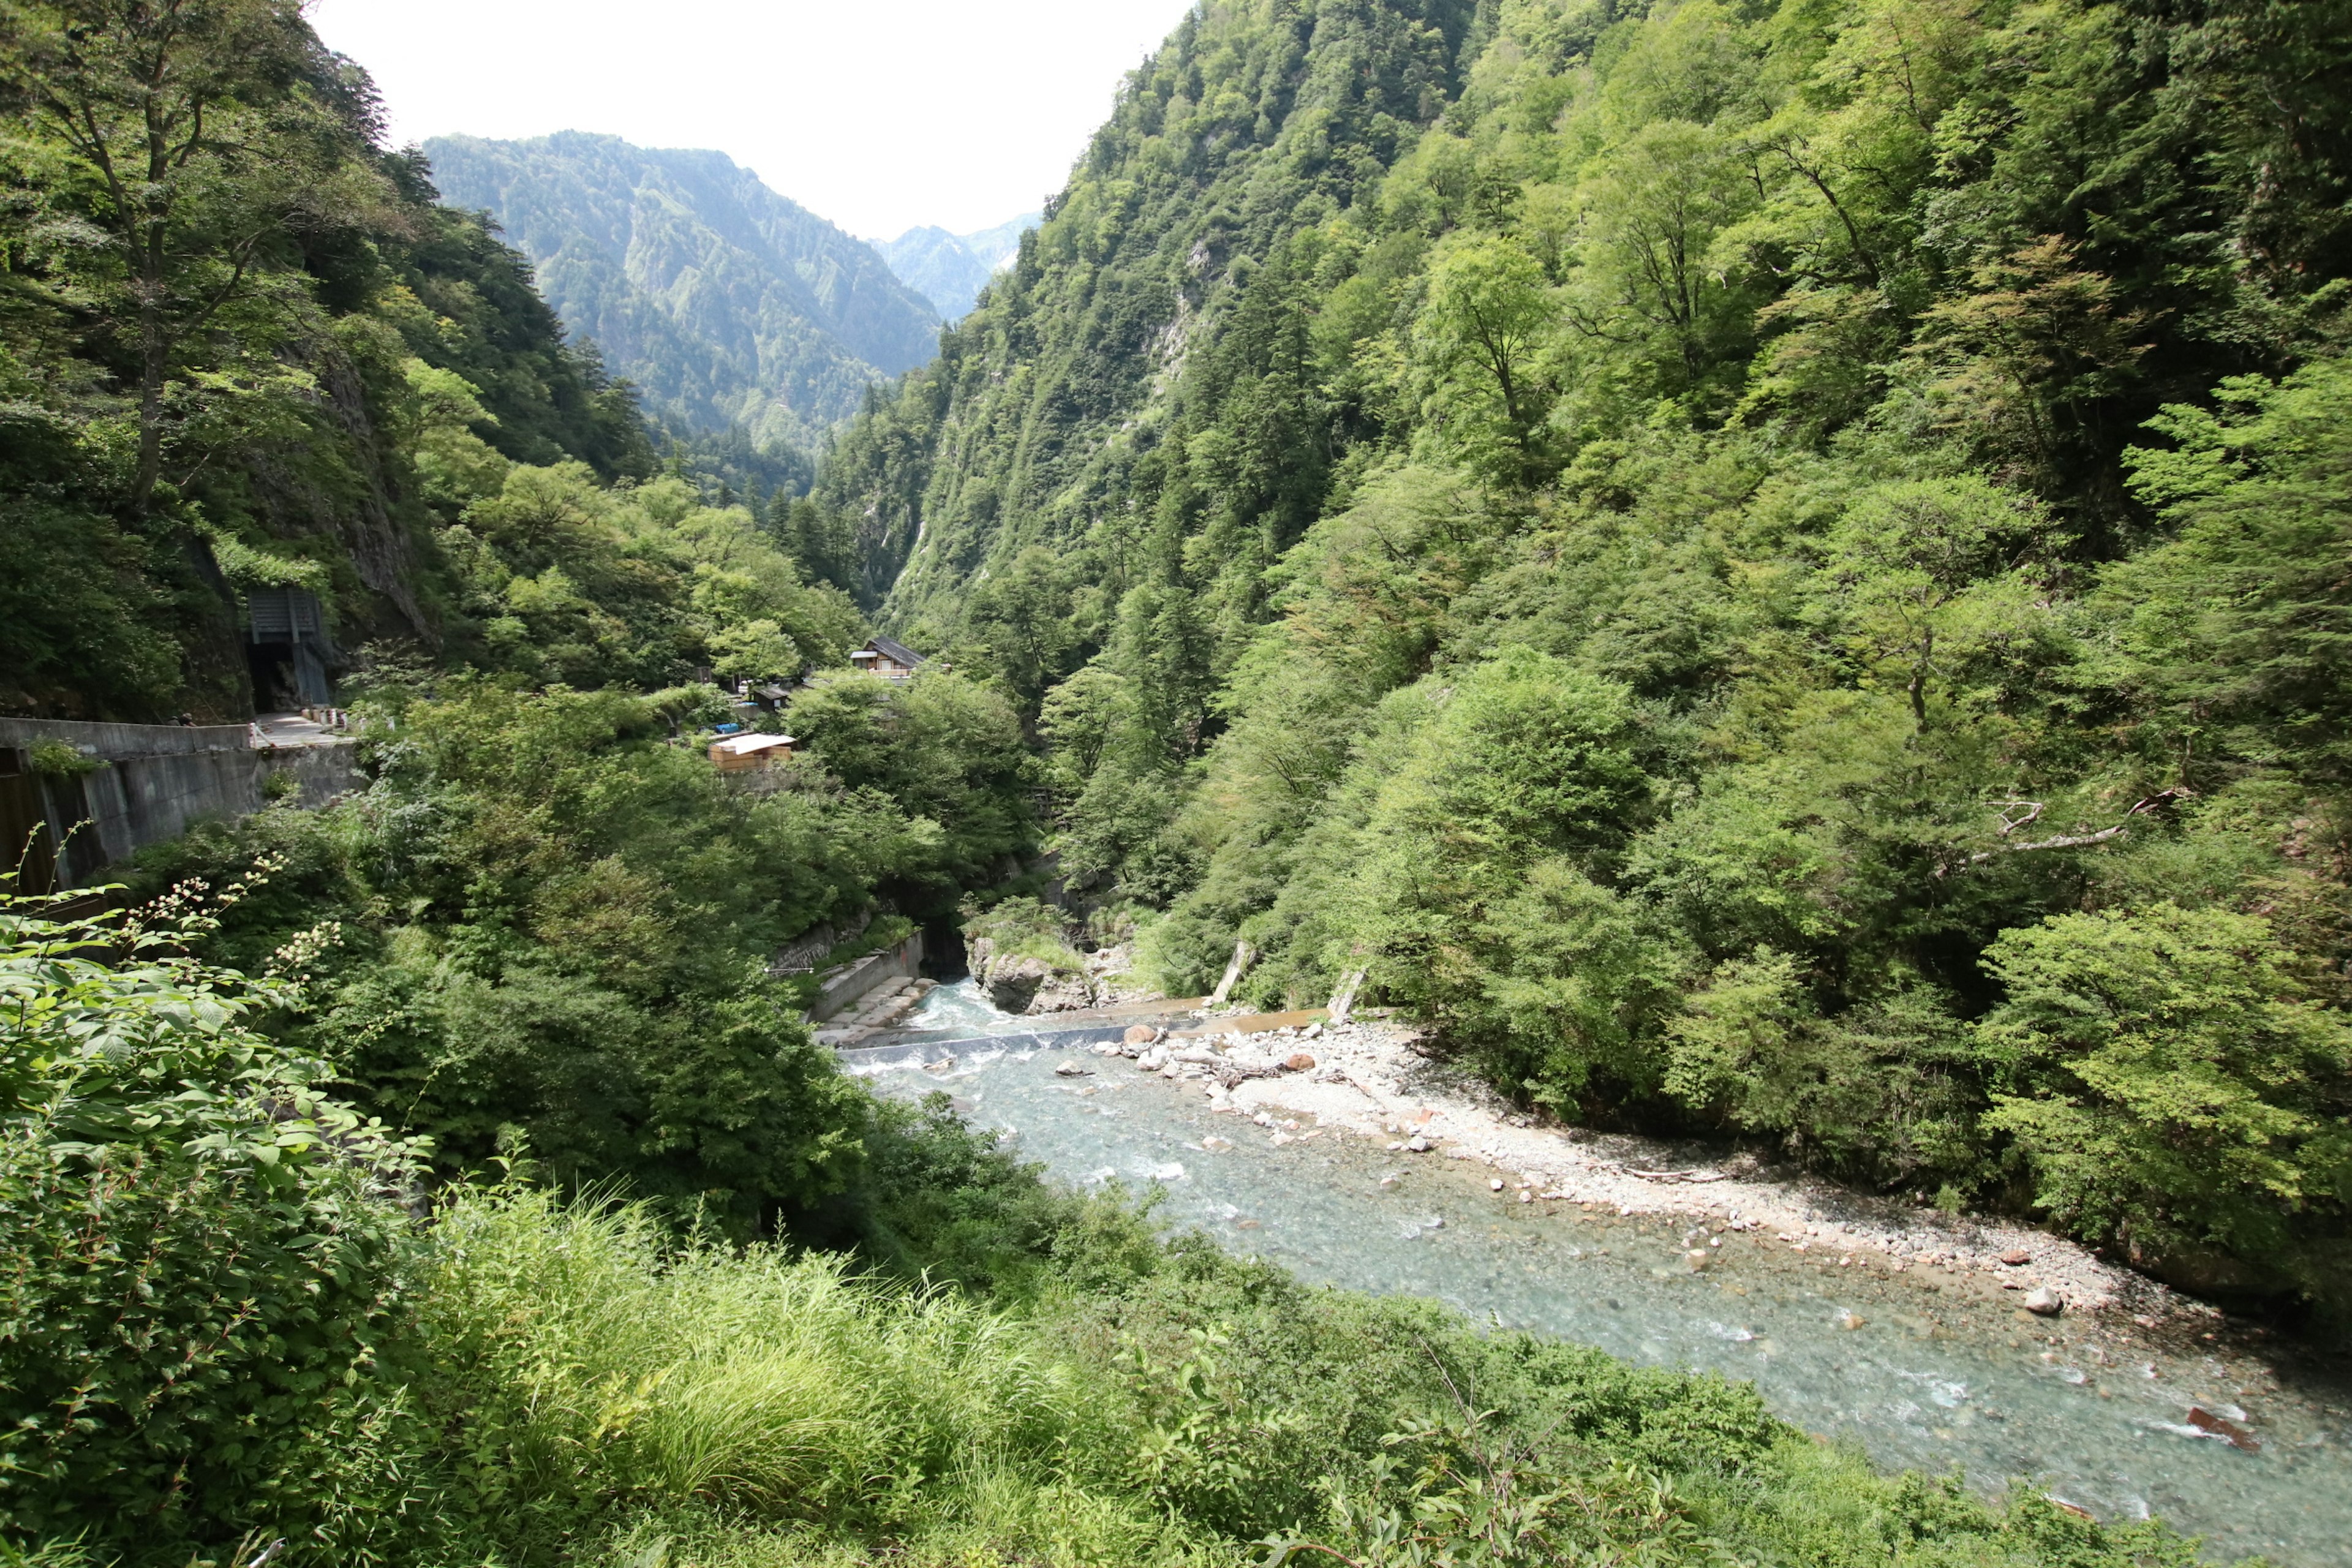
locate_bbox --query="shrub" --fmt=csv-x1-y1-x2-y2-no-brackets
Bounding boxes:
962,895,1084,972
0,890,427,1562
23,741,99,779
1977,903,2352,1292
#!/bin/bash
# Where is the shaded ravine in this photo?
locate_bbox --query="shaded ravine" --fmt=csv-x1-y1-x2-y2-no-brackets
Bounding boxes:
854,986,2352,1567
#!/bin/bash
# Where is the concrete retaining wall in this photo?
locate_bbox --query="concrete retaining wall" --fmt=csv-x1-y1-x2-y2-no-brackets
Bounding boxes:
0,717,362,888
0,717,252,758
812,931,926,1021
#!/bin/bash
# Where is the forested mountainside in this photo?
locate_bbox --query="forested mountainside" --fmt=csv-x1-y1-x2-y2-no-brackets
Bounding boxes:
0,32,866,720
0,4,2336,1566
816,0,2352,1312
876,212,1042,319
428,133,943,453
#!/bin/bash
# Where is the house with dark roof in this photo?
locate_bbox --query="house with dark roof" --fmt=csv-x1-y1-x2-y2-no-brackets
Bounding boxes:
850,635,926,680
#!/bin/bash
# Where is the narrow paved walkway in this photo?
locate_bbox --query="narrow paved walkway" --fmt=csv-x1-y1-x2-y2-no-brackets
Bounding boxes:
251,712,352,748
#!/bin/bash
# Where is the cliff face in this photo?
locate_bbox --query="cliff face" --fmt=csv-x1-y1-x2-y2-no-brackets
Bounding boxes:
426,133,943,451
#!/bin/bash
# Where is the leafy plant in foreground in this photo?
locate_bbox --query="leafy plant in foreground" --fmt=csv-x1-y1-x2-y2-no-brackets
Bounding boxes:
0,877,424,1560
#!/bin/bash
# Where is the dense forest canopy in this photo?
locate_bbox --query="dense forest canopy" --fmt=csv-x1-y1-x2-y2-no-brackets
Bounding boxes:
0,1,639,715
0,1,883,719
811,0,2352,1311
0,1,2348,1566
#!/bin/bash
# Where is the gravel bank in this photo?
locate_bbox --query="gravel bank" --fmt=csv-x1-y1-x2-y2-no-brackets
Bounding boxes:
1104,1012,2210,1330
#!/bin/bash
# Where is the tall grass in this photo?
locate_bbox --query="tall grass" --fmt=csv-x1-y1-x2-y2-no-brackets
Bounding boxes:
409,1187,1172,1558
12,1170,2185,1568
393,1189,2215,1568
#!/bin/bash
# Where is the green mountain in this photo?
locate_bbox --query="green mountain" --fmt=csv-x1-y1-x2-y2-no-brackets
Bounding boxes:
424,132,943,452
0,39,652,721
4,4,2348,1566
875,213,1039,319
813,0,2352,1311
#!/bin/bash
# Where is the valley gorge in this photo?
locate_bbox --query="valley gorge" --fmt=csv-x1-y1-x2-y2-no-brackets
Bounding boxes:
1,0,2349,1565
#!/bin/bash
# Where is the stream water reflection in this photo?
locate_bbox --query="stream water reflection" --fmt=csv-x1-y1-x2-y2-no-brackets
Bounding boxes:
861,1012,2351,1566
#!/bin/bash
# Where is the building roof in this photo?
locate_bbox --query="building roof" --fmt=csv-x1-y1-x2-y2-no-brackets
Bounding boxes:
710,733,796,756
865,635,926,668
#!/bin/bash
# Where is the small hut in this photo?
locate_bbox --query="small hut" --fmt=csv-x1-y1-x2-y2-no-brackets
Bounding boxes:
708,733,796,774
849,635,925,680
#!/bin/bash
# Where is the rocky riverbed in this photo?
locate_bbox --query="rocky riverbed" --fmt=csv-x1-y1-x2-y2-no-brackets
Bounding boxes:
1116,1013,2176,1327
856,993,2352,1567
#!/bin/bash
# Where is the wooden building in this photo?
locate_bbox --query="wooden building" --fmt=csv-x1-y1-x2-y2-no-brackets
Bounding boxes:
708,733,796,773
849,635,925,680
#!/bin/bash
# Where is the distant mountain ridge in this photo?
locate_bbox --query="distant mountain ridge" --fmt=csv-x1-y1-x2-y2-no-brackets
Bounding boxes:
875,213,1039,320
424,132,941,453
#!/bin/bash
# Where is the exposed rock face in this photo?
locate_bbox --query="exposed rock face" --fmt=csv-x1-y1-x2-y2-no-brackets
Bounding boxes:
967,935,1150,1016
976,951,1054,1012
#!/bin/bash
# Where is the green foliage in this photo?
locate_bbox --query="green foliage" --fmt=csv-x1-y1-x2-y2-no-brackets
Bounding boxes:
21,742,97,779
785,670,1037,900
0,888,423,1561
132,683,924,1228
382,168,655,483
433,462,866,690
1417,234,1562,486
823,0,1488,638
848,1091,1167,1299
406,1186,1104,1551
805,0,2352,1308
1977,903,2352,1281
1269,650,1668,1109
6,0,2352,1552
0,892,2226,1568
0,0,663,719
1665,953,1978,1184
962,895,1080,967
2106,355,2352,788
0,494,184,719
391,1181,2213,1568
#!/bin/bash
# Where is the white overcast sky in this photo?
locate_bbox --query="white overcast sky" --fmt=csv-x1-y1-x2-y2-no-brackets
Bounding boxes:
309,0,1199,239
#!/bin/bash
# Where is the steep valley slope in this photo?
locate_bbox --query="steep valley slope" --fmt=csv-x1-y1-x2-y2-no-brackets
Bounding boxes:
809,0,2352,1320
427,131,944,453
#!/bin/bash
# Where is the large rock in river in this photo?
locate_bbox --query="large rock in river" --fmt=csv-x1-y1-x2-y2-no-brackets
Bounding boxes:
979,952,1054,1012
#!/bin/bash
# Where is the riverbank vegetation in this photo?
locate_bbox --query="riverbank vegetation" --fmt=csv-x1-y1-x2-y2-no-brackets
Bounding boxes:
2,888,2211,1568
818,0,2352,1314
125,669,1031,1229
0,0,2340,1561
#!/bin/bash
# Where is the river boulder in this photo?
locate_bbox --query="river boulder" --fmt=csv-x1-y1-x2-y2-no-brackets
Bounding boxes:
979,953,1053,1011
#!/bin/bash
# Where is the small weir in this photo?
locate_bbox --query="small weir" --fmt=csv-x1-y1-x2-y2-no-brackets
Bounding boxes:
849,982,2352,1567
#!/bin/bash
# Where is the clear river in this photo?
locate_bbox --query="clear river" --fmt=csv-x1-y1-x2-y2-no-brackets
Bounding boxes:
858,981,2352,1567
